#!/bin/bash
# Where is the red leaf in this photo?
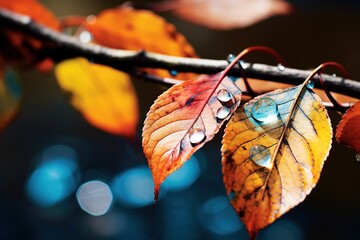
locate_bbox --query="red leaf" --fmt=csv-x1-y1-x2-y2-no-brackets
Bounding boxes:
336,101,360,153
142,73,241,199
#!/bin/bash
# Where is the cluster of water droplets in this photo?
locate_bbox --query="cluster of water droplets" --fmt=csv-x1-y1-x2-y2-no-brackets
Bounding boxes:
216,89,233,119
248,97,281,168
189,89,235,146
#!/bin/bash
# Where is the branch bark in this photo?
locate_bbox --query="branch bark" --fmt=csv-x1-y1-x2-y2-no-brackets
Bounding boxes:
0,9,359,99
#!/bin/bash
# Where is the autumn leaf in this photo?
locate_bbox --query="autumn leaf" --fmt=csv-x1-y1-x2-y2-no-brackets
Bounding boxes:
85,6,197,79
0,68,22,132
0,0,60,71
55,58,138,138
152,0,293,30
143,73,241,199
336,101,360,153
221,82,332,237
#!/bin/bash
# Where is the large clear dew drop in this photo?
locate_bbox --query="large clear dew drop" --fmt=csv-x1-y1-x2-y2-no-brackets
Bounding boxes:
249,145,272,168
251,97,279,123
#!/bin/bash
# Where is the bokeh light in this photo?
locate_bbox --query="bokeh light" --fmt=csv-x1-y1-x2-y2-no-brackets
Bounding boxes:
162,155,201,192
86,210,147,240
261,219,304,240
198,196,243,235
111,165,161,208
76,180,113,216
26,145,79,207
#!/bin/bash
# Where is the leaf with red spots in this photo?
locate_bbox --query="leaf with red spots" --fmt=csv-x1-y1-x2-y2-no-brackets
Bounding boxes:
86,6,197,80
142,72,241,199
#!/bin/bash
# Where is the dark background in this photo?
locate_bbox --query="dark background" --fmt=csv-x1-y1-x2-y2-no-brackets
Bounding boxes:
0,0,359,239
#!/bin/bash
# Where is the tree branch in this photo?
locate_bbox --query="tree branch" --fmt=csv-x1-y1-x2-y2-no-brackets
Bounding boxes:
0,9,359,99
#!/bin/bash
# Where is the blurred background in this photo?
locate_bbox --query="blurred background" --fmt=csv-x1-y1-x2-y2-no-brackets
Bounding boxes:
0,0,360,239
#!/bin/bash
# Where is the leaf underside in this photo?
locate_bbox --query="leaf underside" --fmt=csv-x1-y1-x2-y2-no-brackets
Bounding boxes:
222,85,332,237
143,73,241,198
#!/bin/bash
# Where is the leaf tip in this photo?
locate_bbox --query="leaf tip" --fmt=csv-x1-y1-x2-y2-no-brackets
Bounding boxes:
154,186,160,203
249,231,258,240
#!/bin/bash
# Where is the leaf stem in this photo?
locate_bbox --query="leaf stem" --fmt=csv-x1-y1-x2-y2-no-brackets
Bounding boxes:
0,9,359,99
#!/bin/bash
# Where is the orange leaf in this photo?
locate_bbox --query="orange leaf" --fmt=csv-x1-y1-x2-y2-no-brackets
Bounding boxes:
55,58,139,138
0,68,22,132
222,82,332,237
142,73,241,199
154,0,292,30
86,6,197,79
336,101,360,153
0,0,60,71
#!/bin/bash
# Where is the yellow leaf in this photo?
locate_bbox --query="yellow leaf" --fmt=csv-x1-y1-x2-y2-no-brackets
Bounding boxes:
0,68,22,132
221,82,332,237
143,72,241,199
55,58,138,138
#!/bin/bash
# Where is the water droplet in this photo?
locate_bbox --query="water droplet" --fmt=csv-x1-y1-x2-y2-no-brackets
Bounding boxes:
226,54,236,62
239,60,250,69
79,31,93,43
306,80,315,89
228,76,238,81
251,98,279,123
356,153,360,162
189,129,206,145
216,106,231,120
228,191,235,200
277,63,285,71
169,70,178,77
217,89,232,103
250,145,271,168
332,73,337,78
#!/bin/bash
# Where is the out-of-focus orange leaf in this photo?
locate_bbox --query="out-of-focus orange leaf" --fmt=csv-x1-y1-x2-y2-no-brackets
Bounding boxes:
336,101,360,153
143,73,241,199
0,68,22,132
222,83,332,237
55,58,139,138
86,6,197,80
153,0,292,30
0,0,60,71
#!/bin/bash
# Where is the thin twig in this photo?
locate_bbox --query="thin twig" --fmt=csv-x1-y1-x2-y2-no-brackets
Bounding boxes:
0,9,359,99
